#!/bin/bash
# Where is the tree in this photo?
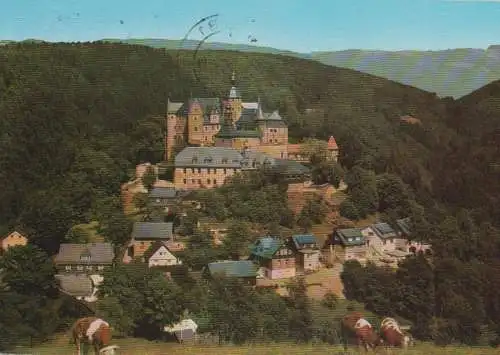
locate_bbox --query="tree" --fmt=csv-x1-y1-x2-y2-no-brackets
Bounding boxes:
98,211,133,247
206,275,259,344
141,165,157,193
255,289,289,341
138,273,184,338
376,173,412,214
321,291,339,310
98,262,184,338
0,244,58,297
178,208,200,236
132,192,149,212
286,276,313,343
300,138,329,165
65,224,91,243
339,198,360,220
222,220,251,260
96,296,134,337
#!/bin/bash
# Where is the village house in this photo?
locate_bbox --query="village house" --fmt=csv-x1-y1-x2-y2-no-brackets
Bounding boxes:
361,222,400,253
324,228,367,263
54,242,115,274
55,274,97,303
148,185,178,211
393,217,432,254
127,222,174,259
288,234,321,272
248,237,296,279
121,162,176,214
0,230,28,254
142,240,182,268
174,146,243,190
203,260,258,286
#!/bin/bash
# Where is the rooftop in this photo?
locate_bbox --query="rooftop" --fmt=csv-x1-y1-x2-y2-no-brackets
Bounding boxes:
54,243,114,264
395,217,411,236
132,222,173,240
207,260,258,278
371,222,397,239
291,234,319,250
55,274,93,297
335,228,366,246
149,186,177,199
250,237,282,259
175,147,243,168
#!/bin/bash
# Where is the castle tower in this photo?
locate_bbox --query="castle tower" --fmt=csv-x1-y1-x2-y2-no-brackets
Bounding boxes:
227,71,242,124
187,99,203,145
165,98,186,161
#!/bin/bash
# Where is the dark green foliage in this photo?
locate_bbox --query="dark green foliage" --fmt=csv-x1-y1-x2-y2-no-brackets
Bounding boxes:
297,196,328,231
141,166,157,192
287,277,313,343
0,41,500,348
222,220,252,260
0,245,58,297
97,262,184,338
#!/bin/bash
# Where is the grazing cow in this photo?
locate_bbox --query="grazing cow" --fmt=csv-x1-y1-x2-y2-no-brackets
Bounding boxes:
379,317,414,349
340,312,381,352
71,317,117,355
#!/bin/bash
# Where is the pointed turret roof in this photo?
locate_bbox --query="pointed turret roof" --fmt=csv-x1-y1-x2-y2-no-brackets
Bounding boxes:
327,136,338,150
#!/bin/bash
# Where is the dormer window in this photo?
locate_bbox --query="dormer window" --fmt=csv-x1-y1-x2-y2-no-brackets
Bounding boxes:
204,156,213,164
222,157,228,164
192,156,198,164
80,254,91,262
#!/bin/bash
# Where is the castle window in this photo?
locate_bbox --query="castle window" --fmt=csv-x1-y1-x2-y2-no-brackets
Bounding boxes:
198,179,201,185
213,179,217,185
191,179,195,184
194,127,198,131
207,179,211,184
223,168,227,174
183,168,186,173
198,168,201,173
183,179,187,184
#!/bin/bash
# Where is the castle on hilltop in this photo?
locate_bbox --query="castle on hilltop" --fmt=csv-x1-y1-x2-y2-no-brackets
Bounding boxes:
165,72,338,162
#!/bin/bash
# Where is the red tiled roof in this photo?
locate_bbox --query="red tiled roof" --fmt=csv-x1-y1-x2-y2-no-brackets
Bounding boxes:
327,136,338,150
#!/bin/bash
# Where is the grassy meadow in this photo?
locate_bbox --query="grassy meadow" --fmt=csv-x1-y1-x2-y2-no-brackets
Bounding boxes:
17,337,499,355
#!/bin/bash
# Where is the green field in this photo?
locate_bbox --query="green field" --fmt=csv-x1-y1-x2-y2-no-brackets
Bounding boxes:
17,337,499,355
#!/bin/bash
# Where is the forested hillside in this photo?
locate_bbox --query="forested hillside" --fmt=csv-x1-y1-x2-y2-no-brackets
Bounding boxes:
434,80,500,224
0,41,454,254
1,42,500,349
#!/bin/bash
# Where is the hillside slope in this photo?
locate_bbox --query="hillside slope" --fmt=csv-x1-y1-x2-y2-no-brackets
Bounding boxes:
312,46,500,99
0,42,454,251
434,79,500,223
102,38,500,98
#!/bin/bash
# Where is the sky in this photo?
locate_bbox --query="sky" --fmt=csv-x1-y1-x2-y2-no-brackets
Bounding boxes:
1,0,500,53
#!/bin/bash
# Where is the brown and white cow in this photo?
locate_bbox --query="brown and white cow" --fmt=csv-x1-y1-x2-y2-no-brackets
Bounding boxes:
340,312,381,352
379,317,414,350
70,317,118,355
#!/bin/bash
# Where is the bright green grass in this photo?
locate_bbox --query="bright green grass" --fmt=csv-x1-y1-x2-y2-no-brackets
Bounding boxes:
17,337,499,355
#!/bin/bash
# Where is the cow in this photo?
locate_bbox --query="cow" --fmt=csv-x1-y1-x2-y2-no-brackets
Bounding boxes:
379,317,414,350
70,317,118,355
340,312,381,352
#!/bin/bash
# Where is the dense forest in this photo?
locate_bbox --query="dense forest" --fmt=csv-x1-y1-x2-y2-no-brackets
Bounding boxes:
0,42,499,349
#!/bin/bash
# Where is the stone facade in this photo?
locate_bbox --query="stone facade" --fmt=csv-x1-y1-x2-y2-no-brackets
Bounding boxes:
164,72,338,163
